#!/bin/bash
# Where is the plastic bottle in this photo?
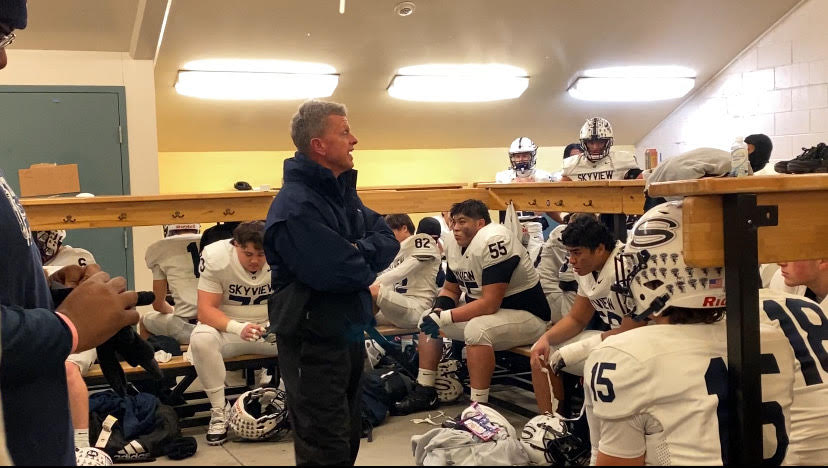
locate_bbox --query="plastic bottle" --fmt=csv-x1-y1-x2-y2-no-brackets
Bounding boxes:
730,137,751,177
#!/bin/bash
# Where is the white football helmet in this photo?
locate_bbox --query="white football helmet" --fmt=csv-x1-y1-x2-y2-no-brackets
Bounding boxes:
228,387,290,441
365,339,386,368
579,117,613,162
520,414,590,466
75,447,113,466
163,223,201,237
34,229,67,262
509,137,538,178
435,359,463,403
613,201,725,321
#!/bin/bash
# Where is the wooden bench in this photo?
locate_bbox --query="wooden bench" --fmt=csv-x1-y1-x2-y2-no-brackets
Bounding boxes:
508,345,532,358
372,325,419,337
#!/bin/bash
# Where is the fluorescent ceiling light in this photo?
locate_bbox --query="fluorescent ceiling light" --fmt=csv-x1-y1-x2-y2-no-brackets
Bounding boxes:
175,59,338,100
568,66,695,102
388,64,529,102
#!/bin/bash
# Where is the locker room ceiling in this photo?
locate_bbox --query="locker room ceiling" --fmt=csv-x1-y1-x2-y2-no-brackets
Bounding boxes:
21,0,801,152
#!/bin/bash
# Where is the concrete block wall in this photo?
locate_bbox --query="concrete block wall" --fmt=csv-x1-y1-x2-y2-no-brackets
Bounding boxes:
638,0,828,166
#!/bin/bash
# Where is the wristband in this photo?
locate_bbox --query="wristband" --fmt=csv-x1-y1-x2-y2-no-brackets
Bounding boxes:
226,320,249,337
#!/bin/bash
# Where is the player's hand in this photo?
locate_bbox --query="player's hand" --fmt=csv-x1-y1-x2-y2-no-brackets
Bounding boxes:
418,308,452,338
50,263,102,287
530,336,551,370
241,323,265,342
56,271,139,352
369,283,380,300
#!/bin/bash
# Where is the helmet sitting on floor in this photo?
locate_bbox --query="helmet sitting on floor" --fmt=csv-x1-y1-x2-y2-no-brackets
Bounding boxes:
228,388,290,441
612,200,725,322
75,447,113,466
520,414,591,466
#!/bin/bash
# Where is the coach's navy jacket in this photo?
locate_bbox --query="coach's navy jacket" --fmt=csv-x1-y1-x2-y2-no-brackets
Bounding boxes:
264,152,398,339
1,169,75,465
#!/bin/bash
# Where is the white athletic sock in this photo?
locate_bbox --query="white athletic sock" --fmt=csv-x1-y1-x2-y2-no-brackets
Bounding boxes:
417,368,437,387
74,428,90,448
470,387,490,403
205,387,226,410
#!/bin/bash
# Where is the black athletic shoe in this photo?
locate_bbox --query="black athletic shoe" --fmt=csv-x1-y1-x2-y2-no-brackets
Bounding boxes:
788,142,828,173
775,143,826,173
391,384,439,416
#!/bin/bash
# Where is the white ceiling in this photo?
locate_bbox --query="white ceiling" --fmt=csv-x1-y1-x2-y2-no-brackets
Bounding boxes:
17,0,800,152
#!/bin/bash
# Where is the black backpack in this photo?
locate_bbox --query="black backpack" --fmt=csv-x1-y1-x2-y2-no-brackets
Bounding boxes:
360,361,415,440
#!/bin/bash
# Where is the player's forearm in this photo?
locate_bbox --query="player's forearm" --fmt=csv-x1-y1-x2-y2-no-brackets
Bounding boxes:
542,314,587,345
197,304,230,331
152,299,174,315
451,296,499,322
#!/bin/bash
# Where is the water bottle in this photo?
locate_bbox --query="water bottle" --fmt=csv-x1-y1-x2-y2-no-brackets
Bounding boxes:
730,137,751,177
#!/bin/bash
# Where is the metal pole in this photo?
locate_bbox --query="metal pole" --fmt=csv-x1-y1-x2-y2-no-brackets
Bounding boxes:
721,193,777,465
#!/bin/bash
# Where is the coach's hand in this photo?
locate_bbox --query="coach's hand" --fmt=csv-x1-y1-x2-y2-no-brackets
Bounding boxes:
56,271,139,352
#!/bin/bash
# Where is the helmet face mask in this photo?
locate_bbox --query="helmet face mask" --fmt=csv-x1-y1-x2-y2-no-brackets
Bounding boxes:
508,137,538,178
579,117,614,162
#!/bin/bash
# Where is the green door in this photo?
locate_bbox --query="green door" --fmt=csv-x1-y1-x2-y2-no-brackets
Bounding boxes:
0,87,133,285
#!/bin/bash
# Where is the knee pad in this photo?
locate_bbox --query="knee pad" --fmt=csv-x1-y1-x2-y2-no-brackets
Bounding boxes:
462,320,494,347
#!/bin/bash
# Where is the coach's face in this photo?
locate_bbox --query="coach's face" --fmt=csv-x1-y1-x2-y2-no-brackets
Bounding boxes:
315,115,358,177
235,241,266,274
452,215,485,248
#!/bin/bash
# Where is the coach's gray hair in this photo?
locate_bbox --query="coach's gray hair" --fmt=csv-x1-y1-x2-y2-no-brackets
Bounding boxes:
290,100,348,154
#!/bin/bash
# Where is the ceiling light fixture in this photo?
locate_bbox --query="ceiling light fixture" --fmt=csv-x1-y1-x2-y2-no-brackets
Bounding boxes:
388,64,529,102
568,65,696,102
175,59,339,100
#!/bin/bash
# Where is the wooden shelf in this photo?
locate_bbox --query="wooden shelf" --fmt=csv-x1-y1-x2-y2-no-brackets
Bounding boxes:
21,182,646,230
649,175,828,266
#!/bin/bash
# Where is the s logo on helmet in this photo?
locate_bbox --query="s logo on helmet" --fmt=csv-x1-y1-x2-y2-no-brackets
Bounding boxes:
630,217,678,249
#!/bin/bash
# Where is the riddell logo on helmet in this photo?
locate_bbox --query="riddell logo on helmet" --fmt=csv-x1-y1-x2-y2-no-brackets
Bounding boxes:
702,296,726,307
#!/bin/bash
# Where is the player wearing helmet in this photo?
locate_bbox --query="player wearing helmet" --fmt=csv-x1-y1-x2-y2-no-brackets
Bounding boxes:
586,201,804,465
561,118,640,182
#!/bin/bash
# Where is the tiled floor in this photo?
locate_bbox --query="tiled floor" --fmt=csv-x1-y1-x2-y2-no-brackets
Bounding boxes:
127,386,538,466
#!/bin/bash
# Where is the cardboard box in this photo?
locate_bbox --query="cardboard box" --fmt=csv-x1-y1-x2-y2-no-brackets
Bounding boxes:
18,163,80,197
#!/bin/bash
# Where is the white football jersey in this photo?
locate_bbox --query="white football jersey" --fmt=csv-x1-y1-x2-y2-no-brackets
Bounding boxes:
379,233,441,301
42,245,96,274
495,168,556,183
585,318,794,465
446,223,549,321
145,233,202,319
575,241,625,329
198,239,272,324
562,150,640,181
759,288,828,465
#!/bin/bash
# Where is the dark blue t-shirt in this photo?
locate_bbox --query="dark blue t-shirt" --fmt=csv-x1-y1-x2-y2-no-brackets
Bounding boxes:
0,169,74,465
